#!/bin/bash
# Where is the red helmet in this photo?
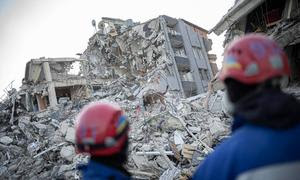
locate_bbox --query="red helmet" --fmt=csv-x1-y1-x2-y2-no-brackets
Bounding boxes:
219,34,290,84
75,102,129,156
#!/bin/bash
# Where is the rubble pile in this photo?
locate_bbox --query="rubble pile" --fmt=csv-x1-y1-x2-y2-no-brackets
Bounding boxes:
125,92,230,179
83,18,167,81
0,16,229,179
0,97,90,179
81,17,173,103
0,82,230,179
2,13,300,179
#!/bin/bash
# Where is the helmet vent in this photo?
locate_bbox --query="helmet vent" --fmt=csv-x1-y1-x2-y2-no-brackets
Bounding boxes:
245,63,259,76
270,55,283,70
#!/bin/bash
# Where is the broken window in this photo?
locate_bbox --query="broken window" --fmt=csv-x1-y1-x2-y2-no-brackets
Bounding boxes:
182,80,198,97
245,0,286,33
192,47,207,69
199,69,209,81
67,61,82,76
55,87,71,103
286,44,300,82
174,48,187,57
179,71,194,82
167,27,181,36
50,61,84,81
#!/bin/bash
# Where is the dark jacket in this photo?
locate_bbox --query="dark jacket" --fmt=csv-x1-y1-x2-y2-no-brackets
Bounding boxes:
193,89,300,180
78,160,130,180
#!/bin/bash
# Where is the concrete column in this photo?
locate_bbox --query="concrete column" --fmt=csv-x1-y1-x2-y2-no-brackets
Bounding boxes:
177,20,204,94
25,92,33,111
159,16,186,98
42,62,58,107
198,37,214,78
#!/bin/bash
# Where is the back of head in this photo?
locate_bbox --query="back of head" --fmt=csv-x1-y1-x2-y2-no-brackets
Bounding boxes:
219,34,290,103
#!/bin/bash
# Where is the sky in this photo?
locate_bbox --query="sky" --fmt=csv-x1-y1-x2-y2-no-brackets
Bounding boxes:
0,0,234,97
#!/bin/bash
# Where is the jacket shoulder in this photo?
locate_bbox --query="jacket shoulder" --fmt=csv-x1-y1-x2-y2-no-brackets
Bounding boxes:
79,161,130,180
193,134,241,180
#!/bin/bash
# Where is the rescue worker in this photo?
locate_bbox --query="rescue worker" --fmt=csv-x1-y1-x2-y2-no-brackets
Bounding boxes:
75,102,130,179
193,34,300,180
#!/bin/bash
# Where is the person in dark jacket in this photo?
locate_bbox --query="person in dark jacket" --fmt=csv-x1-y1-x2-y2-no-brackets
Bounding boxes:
75,102,130,180
193,34,300,180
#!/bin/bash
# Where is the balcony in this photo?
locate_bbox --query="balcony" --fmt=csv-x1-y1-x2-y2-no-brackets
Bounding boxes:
181,81,197,97
175,56,190,71
163,15,178,27
169,35,184,48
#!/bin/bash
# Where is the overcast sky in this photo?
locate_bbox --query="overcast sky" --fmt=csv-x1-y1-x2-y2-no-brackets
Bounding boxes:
0,0,234,97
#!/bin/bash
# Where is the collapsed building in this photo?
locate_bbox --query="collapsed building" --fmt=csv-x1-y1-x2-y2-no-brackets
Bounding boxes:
211,0,300,85
81,15,217,98
21,58,90,112
16,15,218,114
0,15,228,179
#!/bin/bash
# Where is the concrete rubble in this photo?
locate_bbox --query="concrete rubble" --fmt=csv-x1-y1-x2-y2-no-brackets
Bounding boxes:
0,15,232,179
1,13,300,179
0,81,231,179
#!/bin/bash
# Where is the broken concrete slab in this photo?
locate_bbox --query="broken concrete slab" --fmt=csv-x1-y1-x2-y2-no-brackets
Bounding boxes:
182,144,196,160
65,127,75,143
60,145,75,162
132,154,149,169
0,136,13,145
27,142,41,156
59,121,69,136
209,119,227,138
173,130,184,149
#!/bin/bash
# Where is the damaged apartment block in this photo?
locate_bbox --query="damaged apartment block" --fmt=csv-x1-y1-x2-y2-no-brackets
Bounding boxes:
18,15,217,112
81,15,217,99
211,0,300,85
22,58,89,111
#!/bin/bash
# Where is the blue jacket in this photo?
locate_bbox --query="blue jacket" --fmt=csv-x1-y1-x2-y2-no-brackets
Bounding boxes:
78,160,130,180
193,89,300,180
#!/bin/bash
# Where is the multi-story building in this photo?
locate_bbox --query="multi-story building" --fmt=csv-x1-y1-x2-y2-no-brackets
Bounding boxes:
19,15,218,112
160,16,216,97
82,15,217,98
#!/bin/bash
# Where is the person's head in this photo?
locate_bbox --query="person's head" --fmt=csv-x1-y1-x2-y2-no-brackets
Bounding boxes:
75,102,129,160
219,34,290,104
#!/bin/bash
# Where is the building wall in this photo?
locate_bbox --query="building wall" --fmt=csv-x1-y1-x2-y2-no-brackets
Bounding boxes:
162,16,214,97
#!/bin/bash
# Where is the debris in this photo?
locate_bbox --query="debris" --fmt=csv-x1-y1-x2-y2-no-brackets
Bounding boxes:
132,154,149,169
192,151,204,166
59,121,69,136
128,169,156,178
65,127,75,143
174,130,184,148
159,167,181,180
209,118,227,138
174,115,213,153
182,144,196,160
136,151,174,156
33,142,66,159
0,15,234,179
169,141,182,162
154,141,175,169
60,145,75,162
0,136,13,145
27,142,41,155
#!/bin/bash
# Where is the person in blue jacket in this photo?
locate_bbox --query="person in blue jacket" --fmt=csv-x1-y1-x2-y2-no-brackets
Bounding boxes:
75,102,130,179
193,34,300,180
